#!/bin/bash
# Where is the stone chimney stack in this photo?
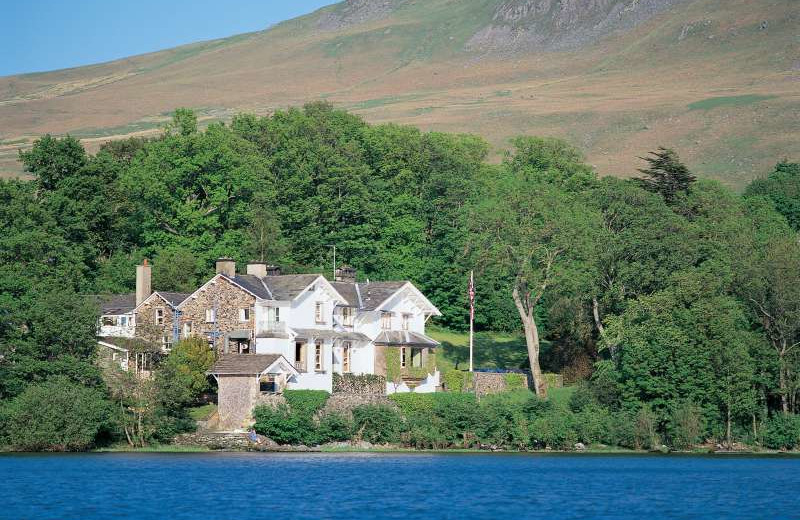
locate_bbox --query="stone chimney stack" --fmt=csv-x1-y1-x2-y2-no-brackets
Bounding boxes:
216,258,236,278
136,259,152,306
335,265,357,283
246,261,267,278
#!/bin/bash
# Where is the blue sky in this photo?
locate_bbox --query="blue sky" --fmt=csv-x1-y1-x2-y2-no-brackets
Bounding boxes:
0,0,337,76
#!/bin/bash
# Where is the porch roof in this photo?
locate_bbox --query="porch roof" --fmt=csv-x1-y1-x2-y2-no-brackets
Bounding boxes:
291,328,371,343
373,331,440,348
208,354,297,376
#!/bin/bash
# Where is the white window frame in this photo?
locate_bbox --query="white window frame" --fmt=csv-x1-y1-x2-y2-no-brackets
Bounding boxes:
381,311,393,330
162,335,173,352
402,313,411,331
182,321,193,338
342,342,352,373
314,341,324,372
155,307,165,325
315,302,325,324
341,306,354,327
239,308,250,322
205,308,216,323
400,347,407,368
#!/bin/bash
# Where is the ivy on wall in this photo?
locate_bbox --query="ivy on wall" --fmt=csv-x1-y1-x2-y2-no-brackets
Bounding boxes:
386,348,436,383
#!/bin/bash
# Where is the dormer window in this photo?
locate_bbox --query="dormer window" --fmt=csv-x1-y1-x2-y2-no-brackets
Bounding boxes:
381,311,393,330
155,308,164,325
341,306,354,327
315,302,325,324
402,313,411,331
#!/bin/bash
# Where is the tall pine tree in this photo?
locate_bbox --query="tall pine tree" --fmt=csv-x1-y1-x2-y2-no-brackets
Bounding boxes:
636,147,696,204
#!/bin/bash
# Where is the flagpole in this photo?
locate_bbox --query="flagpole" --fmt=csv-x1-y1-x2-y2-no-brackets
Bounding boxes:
469,270,474,373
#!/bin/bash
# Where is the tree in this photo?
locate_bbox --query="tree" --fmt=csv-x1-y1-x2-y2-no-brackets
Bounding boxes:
745,161,800,231
0,377,114,451
741,236,800,413
471,140,600,396
636,147,696,204
157,337,216,408
165,108,198,136
19,134,87,192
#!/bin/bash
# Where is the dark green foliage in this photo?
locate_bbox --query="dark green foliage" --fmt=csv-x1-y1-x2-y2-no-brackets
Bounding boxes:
351,405,404,444
253,404,319,445
1,103,798,450
252,391,336,446
283,390,330,416
0,377,115,451
636,147,696,204
761,414,800,450
745,162,800,231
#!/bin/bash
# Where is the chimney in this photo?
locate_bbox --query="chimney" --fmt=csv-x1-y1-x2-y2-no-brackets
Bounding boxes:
246,261,267,278
335,265,357,283
216,258,236,278
136,259,152,306
266,265,282,277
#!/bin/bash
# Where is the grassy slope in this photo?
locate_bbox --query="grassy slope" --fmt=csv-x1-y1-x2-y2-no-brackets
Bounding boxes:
0,0,797,188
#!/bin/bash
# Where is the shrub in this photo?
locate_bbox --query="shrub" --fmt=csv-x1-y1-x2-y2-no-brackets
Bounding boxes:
575,404,614,445
633,404,660,450
442,369,473,392
318,413,352,443
283,390,330,416
253,404,319,445
568,381,597,412
762,414,800,450
390,393,436,419
667,401,705,449
158,337,216,404
530,409,577,449
351,405,403,444
1,377,115,451
503,373,527,391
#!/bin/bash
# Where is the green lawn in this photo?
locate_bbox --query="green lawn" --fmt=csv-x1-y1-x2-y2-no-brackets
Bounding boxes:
688,94,776,111
188,403,217,421
428,326,528,372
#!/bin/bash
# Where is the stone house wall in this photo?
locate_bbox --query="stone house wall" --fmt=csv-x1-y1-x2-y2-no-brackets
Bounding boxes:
332,373,386,395
135,296,176,347
321,393,395,419
179,277,256,353
217,375,258,430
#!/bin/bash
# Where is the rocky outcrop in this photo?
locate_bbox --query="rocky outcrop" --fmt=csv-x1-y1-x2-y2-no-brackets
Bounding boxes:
466,0,693,55
317,0,405,31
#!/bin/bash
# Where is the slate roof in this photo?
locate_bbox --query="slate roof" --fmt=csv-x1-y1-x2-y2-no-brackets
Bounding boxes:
208,354,282,375
97,294,137,315
373,331,440,347
157,292,191,307
330,281,361,307
232,274,321,301
358,282,407,311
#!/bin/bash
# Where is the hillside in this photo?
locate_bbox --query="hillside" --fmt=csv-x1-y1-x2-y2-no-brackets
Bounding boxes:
1,0,797,187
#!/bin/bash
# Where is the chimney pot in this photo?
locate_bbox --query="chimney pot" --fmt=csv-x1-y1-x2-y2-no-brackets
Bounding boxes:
136,260,152,306
246,262,267,278
216,258,236,278
335,265,357,283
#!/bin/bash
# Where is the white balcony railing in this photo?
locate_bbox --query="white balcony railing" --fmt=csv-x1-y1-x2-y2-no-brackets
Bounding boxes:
257,320,287,335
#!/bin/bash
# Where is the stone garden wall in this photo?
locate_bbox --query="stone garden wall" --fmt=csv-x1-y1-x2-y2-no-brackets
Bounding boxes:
332,373,386,395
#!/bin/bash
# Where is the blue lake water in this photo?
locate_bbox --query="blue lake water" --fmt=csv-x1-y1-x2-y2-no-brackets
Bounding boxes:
1,452,798,519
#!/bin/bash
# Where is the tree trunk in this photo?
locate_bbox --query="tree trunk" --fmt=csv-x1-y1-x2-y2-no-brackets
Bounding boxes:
522,316,546,398
512,281,547,398
726,406,732,450
778,348,788,414
592,296,615,357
